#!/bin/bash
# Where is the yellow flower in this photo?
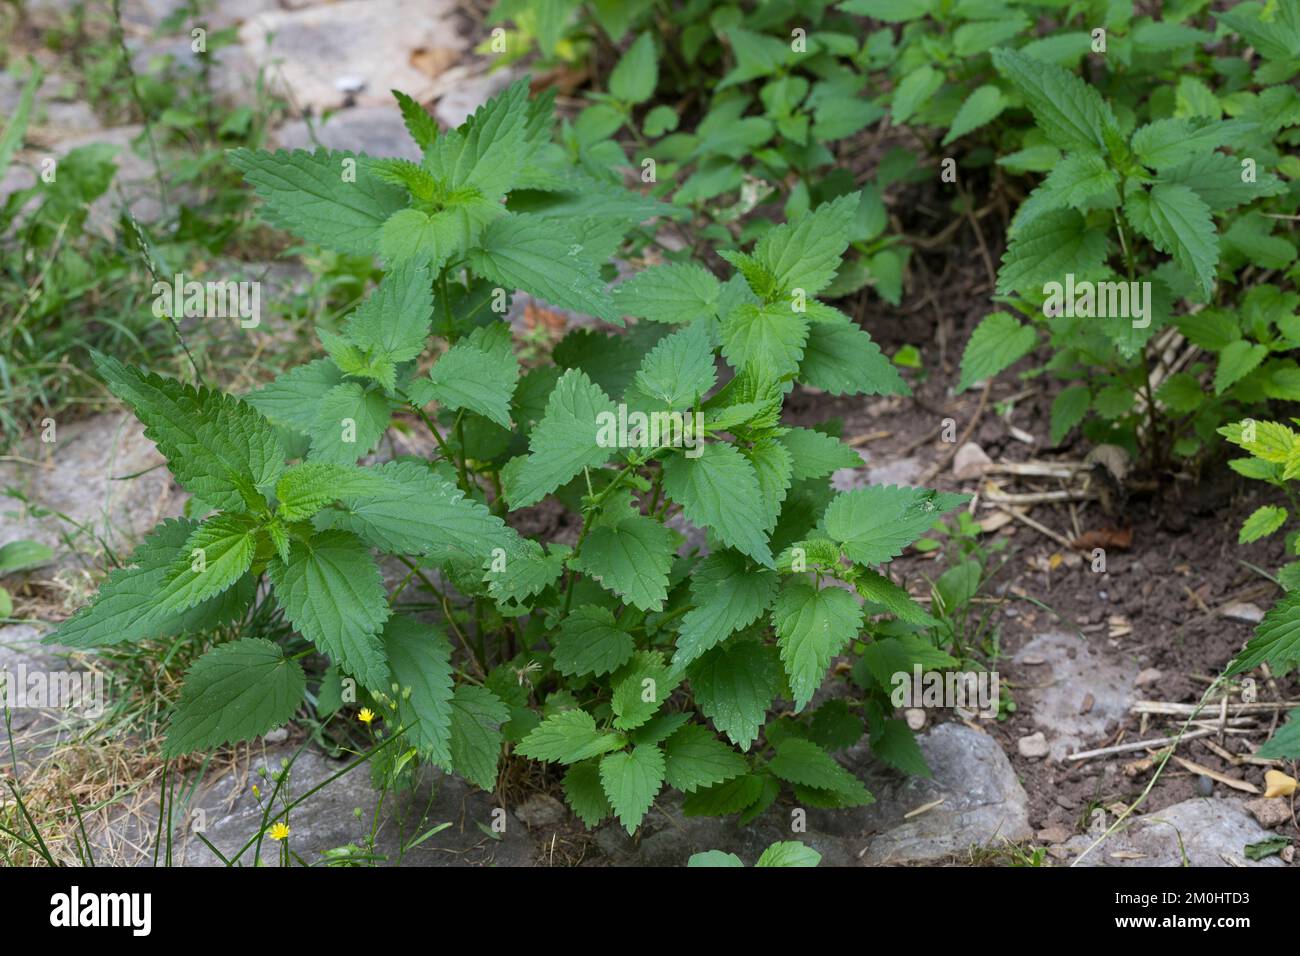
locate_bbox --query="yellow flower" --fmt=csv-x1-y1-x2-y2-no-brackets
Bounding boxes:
267,822,290,841
358,708,375,725
1264,770,1297,799
252,784,260,799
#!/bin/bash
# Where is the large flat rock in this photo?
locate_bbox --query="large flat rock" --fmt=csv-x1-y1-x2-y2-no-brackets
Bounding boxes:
1061,797,1285,867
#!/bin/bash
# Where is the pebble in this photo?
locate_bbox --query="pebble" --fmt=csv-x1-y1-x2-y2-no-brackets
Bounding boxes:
1244,797,1292,829
1017,732,1049,759
1134,667,1162,687
952,441,992,480
904,708,926,730
1222,602,1265,624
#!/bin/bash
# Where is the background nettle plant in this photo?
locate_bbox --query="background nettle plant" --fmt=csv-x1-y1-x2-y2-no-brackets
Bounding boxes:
51,80,968,834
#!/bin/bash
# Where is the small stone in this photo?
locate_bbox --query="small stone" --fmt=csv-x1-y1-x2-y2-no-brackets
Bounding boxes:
264,727,289,744
952,442,992,480
1195,774,1214,797
1222,602,1264,624
904,708,926,731
514,793,566,829
1018,732,1049,759
1244,797,1292,829
1134,667,1162,687
1036,823,1073,844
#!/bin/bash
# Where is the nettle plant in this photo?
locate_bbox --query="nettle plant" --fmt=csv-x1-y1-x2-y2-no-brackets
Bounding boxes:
957,46,1298,467
51,80,968,833
502,1,912,304
1219,415,1300,760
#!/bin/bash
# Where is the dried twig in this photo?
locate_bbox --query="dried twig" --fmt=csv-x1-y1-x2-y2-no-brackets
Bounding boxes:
1066,728,1220,761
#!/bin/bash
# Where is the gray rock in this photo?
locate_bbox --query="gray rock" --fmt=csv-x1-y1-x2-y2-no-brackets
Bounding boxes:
1017,731,1049,759
159,746,538,867
952,441,991,480
1061,797,1285,867
0,412,182,573
1014,631,1138,761
273,106,423,161
845,723,1033,864
434,66,518,129
239,0,468,112
832,452,922,491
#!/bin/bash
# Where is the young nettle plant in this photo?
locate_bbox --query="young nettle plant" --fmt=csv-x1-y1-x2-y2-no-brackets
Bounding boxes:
958,46,1297,468
1219,415,1300,760
51,80,968,835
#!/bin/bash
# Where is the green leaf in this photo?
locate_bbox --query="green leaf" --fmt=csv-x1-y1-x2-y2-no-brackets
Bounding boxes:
674,551,779,666
1214,340,1268,395
774,578,863,711
164,638,306,757
1131,118,1250,170
755,841,822,867
308,382,391,465
268,530,390,692
614,263,723,325
778,427,861,481
552,605,636,677
1228,591,1300,674
504,368,617,509
824,485,968,565
870,718,930,776
1124,183,1219,299
633,321,717,409
663,723,747,793
688,850,745,867
689,639,782,751
392,89,438,149
382,615,454,763
610,32,657,104
768,736,872,804
573,513,676,612
469,213,617,322
892,66,943,125
0,540,54,574
94,353,284,513
854,568,937,626
857,635,957,689
275,462,394,522
959,312,1038,392
752,193,859,297
517,708,626,764
599,744,665,833
943,85,1005,145
1010,153,1118,234
720,302,809,378
837,0,931,21
662,443,774,566
798,315,909,396
49,519,255,649
0,64,39,176
997,208,1108,295
425,78,530,201
991,47,1118,154
344,260,433,364
320,459,512,562
808,699,865,751
154,512,260,615
1050,385,1091,444
246,360,344,434
426,337,521,429
229,148,407,255
1257,709,1300,759
1239,505,1288,544
449,685,509,791
563,760,612,827
611,650,679,730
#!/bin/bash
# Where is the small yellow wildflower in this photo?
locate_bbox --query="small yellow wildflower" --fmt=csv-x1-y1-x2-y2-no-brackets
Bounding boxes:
252,784,260,799
1264,770,1297,799
267,822,290,841
358,707,375,725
